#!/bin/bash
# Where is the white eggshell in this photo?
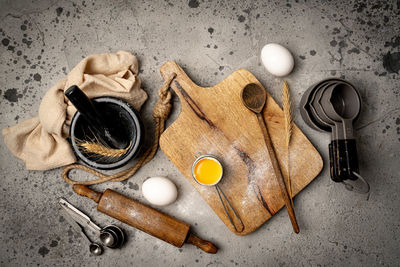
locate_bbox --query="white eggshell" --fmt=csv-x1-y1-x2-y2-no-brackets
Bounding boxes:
261,43,294,77
142,177,178,206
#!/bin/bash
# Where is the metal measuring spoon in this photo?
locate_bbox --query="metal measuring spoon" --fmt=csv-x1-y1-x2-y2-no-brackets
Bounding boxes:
59,198,125,249
84,231,103,255
100,225,125,248
60,209,103,256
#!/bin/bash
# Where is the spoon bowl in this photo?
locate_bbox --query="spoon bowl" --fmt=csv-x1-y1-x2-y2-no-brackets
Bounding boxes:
89,243,103,256
100,225,125,248
100,231,115,247
241,83,266,113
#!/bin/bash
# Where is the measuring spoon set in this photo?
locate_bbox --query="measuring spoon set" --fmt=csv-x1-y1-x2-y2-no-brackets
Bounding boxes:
300,78,369,193
59,198,125,256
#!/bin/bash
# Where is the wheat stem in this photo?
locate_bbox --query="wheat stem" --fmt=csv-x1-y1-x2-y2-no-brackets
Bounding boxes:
76,139,132,158
282,81,293,202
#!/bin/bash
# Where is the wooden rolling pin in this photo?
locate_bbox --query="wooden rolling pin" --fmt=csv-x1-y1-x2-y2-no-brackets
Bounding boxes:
73,185,217,254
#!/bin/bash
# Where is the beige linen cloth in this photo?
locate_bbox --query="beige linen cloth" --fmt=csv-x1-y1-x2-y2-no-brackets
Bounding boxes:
2,51,148,170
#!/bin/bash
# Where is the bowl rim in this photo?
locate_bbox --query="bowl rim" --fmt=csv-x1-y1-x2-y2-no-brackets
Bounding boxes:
191,154,223,186
69,96,143,170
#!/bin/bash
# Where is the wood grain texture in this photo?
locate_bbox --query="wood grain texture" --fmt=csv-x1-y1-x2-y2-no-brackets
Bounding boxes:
159,61,323,235
73,184,102,203
74,186,218,253
255,113,299,233
98,189,190,247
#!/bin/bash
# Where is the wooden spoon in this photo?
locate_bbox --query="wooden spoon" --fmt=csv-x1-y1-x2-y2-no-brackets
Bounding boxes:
241,83,300,233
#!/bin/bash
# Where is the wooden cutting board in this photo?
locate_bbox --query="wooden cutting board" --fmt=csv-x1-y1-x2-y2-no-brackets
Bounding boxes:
159,61,323,236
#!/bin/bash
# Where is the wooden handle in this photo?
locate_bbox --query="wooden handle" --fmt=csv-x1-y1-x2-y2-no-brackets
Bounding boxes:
72,185,102,203
256,113,300,233
160,61,200,95
87,188,218,253
186,233,218,254
73,186,218,252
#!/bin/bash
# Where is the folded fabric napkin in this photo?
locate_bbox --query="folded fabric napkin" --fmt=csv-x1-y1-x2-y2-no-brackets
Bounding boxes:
2,51,148,170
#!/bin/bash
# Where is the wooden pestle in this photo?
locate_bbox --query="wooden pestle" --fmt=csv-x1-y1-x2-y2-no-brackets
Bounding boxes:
73,185,218,254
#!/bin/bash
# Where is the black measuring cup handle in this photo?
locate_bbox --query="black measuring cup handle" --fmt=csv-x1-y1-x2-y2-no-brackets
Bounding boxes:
65,85,128,149
329,141,340,182
332,139,359,181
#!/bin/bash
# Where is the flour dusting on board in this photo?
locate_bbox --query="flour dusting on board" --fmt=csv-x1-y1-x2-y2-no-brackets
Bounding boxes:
196,133,275,216
240,149,274,214
181,121,321,227
159,64,323,234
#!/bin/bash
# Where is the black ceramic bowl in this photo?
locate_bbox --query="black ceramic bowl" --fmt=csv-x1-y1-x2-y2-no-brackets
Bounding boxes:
70,97,143,170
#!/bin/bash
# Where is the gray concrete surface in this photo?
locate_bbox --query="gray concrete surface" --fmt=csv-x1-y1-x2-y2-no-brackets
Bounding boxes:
0,0,399,266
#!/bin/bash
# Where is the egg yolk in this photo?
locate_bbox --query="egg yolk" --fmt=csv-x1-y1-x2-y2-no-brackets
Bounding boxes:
193,157,222,185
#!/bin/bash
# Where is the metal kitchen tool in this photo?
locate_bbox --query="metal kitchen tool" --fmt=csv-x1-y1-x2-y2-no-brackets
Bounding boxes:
59,207,103,256
241,83,300,233
300,79,369,193
192,155,244,233
59,198,125,249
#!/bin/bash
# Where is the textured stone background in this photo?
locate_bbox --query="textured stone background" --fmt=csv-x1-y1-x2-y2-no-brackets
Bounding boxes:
0,0,399,266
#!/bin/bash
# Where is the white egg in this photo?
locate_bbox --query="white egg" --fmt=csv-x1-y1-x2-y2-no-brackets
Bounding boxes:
142,177,178,206
261,43,294,77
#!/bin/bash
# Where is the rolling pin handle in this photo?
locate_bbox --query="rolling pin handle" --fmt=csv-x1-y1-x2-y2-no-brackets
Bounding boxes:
72,185,102,203
186,233,218,254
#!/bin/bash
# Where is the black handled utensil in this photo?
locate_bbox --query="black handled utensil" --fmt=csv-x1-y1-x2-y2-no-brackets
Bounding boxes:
300,79,341,182
320,82,361,181
300,79,369,193
65,85,128,149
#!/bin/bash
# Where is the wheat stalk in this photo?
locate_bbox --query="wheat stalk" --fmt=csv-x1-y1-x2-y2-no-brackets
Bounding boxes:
77,139,132,158
282,81,293,202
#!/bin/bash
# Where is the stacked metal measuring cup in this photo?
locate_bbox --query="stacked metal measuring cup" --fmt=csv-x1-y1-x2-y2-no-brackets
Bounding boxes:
300,78,369,193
